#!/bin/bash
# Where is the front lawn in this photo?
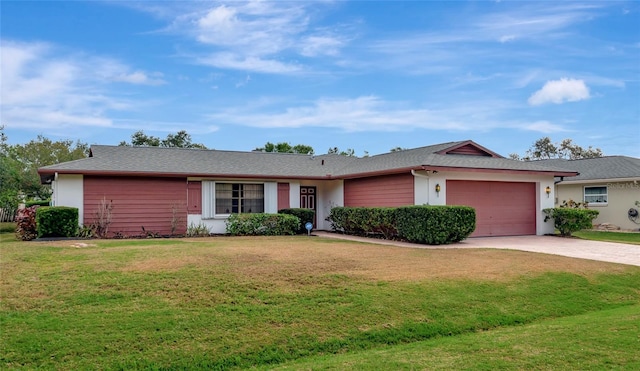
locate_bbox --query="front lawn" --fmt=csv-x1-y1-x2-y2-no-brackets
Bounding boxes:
574,230,640,245
1,236,639,370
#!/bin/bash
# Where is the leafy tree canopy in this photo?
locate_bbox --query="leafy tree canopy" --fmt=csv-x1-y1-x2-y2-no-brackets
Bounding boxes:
327,147,356,157
390,147,407,152
119,130,207,149
0,126,89,206
254,142,314,155
509,137,603,161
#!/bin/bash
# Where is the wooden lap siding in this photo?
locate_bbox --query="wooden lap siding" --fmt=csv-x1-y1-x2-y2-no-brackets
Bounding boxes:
84,176,188,237
344,173,414,207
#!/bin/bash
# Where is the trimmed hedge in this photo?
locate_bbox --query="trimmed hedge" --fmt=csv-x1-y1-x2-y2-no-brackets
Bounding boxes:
278,208,315,234
226,213,300,236
396,205,475,245
543,207,599,237
36,206,79,238
327,207,398,239
327,205,475,245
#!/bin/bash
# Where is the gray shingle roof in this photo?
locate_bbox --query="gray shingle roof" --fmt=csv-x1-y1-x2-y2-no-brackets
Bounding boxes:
39,140,578,182
536,156,640,181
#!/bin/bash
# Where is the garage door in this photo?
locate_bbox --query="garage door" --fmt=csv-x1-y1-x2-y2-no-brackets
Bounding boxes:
446,180,536,237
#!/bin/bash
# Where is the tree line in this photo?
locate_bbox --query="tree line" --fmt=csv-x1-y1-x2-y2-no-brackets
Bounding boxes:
0,125,602,211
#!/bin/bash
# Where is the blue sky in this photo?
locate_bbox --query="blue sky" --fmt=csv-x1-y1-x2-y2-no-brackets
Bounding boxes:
2,1,639,157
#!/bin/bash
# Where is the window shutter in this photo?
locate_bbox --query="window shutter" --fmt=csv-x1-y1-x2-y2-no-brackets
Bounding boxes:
202,181,215,219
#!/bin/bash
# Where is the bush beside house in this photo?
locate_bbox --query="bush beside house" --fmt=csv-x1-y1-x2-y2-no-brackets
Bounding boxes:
226,213,300,236
278,208,315,234
36,206,79,238
327,205,476,245
543,207,599,237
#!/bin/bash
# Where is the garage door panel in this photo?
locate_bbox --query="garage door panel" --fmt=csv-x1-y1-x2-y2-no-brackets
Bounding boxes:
447,180,536,237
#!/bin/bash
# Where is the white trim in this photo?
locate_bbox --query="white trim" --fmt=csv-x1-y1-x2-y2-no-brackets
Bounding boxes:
583,185,608,206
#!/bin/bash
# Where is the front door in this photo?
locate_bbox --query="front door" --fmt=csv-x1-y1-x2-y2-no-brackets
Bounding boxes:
300,186,317,227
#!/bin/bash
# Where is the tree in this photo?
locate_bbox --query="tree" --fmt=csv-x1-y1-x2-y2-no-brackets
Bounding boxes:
509,137,603,161
119,130,207,149
1,128,89,202
254,142,314,155
327,147,356,157
390,147,407,152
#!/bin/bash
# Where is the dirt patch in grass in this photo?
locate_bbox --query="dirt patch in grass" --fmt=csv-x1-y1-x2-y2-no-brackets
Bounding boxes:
178,236,632,282
28,236,632,281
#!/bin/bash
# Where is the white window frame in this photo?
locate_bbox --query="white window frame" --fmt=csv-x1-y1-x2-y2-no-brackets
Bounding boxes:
584,185,608,205
202,181,266,219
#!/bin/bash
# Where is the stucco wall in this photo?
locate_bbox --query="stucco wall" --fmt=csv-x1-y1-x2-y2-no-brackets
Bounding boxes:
556,181,640,230
52,174,84,225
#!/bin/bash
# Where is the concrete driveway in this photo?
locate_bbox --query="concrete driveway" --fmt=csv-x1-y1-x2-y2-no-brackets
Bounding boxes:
313,232,640,267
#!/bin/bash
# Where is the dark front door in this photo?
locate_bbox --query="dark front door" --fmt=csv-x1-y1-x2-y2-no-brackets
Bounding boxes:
300,186,317,227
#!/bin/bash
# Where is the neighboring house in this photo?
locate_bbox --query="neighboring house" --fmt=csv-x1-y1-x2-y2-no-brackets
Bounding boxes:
38,140,577,238
538,156,640,230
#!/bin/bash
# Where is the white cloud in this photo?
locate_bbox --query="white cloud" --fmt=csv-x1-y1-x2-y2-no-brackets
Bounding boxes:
206,96,513,133
113,71,166,85
521,120,569,133
300,35,345,57
159,1,347,74
0,40,162,131
196,52,302,74
528,78,591,105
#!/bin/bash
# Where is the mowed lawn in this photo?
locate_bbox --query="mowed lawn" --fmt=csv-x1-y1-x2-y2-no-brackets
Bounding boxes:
1,231,639,370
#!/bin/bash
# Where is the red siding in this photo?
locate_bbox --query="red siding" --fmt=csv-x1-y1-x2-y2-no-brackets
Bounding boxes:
344,173,414,207
277,183,290,210
446,144,491,156
84,176,188,237
187,181,202,215
446,180,536,237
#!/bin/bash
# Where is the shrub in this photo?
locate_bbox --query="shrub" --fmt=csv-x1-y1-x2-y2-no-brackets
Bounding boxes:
543,207,599,237
326,207,398,239
226,213,300,236
15,206,39,241
36,206,79,238
327,206,474,244
278,208,315,234
187,222,211,237
396,205,476,245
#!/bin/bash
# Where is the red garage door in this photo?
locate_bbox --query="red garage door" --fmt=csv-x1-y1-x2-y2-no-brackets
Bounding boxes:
446,180,536,237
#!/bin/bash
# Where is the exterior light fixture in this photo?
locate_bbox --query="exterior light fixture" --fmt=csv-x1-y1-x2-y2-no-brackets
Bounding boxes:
435,183,441,193
545,186,551,198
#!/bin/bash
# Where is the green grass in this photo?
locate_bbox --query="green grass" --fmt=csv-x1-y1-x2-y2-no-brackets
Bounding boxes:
1,237,639,370
574,230,640,245
0,221,14,234
266,304,640,370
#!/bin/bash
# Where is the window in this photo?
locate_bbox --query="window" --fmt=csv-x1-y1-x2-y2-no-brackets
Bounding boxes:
215,183,264,214
584,186,607,204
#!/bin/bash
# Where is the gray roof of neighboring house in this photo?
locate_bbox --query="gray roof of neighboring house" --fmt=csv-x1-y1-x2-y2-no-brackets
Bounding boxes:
38,140,578,182
536,156,640,182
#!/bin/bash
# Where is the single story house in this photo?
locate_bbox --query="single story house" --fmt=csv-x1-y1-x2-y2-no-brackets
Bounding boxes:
38,140,578,238
538,156,640,230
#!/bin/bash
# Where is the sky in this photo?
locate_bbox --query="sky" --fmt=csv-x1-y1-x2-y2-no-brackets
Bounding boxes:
1,1,639,158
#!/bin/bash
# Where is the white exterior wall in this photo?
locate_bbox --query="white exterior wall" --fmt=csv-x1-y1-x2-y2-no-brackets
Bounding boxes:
314,180,344,230
413,170,556,235
52,174,84,225
556,180,640,230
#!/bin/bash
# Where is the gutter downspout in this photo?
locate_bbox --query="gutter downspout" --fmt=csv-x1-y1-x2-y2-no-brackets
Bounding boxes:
52,172,59,207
